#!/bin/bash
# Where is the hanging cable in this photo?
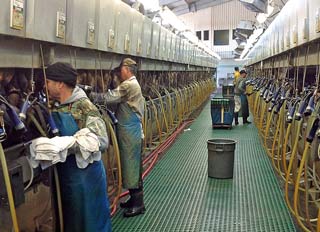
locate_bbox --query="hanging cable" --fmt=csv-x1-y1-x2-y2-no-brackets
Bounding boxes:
40,44,63,232
302,46,310,92
0,110,20,232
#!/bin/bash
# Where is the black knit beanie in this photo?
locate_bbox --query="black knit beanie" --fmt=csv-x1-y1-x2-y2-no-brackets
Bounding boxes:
46,62,78,86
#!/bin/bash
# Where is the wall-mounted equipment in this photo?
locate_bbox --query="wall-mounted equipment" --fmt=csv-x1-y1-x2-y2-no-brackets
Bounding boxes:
87,21,95,45
316,8,320,33
10,0,24,30
56,11,66,39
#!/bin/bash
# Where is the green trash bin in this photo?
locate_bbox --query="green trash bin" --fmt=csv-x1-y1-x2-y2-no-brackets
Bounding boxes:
207,139,236,178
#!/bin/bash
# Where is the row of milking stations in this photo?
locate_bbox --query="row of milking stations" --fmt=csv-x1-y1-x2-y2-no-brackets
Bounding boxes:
247,4,320,231
247,50,320,232
0,0,218,231
244,0,320,230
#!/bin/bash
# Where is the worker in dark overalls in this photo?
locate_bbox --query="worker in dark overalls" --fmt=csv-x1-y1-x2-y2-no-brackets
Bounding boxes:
234,70,251,125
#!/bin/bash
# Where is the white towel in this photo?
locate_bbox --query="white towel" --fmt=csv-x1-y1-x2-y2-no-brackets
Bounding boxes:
73,128,101,169
29,136,75,169
29,128,102,169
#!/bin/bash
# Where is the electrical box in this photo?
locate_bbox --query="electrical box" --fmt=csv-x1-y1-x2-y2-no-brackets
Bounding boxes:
292,25,298,44
159,28,167,60
151,23,161,59
137,38,142,55
316,8,320,33
142,17,152,57
307,0,320,41
170,35,176,61
26,0,66,43
108,29,115,50
114,3,133,54
0,161,25,208
131,11,144,56
181,40,185,63
0,0,25,37
10,0,24,30
87,21,95,45
166,32,172,60
56,11,66,40
186,42,191,64
97,0,116,52
66,0,98,49
124,33,130,53
286,29,290,48
175,37,181,62
303,18,309,40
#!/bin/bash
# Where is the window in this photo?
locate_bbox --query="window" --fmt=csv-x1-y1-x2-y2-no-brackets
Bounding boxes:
214,30,229,45
203,30,209,41
196,31,201,40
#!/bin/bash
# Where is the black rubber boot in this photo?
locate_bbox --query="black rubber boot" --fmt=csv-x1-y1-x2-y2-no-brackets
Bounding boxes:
243,118,251,124
234,112,239,125
120,189,134,209
123,187,146,217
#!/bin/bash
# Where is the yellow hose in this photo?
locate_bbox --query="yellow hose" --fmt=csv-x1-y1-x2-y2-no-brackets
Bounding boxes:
0,143,20,232
317,209,320,231
285,120,302,215
143,101,148,150
276,107,285,176
264,108,275,157
150,86,169,135
149,98,162,143
271,113,281,174
163,88,174,130
105,120,122,210
282,123,292,176
53,166,64,232
293,143,312,232
259,101,267,136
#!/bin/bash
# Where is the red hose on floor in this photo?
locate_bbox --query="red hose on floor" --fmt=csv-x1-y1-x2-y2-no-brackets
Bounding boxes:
111,119,194,216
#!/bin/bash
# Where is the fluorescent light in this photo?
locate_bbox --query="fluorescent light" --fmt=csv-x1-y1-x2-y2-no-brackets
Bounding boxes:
239,27,264,59
159,6,187,32
156,6,220,61
256,13,267,23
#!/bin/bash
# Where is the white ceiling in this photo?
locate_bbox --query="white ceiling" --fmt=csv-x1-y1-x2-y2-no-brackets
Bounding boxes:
159,0,233,16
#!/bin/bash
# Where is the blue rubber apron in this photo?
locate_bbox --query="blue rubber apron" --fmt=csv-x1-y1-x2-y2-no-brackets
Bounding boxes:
116,103,142,189
52,111,112,232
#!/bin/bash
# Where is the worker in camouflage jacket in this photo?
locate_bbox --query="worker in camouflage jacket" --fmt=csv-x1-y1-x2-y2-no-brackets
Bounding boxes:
44,62,112,232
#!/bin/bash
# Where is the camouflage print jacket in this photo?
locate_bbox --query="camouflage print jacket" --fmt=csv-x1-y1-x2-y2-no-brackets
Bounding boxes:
53,86,108,151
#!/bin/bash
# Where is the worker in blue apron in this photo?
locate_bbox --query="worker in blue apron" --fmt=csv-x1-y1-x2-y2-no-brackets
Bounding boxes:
44,62,112,231
91,58,146,217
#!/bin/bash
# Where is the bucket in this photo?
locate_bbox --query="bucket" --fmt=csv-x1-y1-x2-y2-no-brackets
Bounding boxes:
207,139,236,178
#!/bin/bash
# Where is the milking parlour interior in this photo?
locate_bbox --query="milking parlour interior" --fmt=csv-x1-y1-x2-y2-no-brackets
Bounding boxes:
1,0,320,232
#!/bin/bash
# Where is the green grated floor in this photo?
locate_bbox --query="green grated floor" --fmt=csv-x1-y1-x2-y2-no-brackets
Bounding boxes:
111,101,296,232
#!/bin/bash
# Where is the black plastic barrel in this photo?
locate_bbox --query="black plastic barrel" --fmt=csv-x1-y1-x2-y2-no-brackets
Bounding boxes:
207,139,236,178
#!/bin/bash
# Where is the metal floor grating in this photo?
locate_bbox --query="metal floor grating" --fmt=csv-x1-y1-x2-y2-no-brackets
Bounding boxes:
111,101,296,232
